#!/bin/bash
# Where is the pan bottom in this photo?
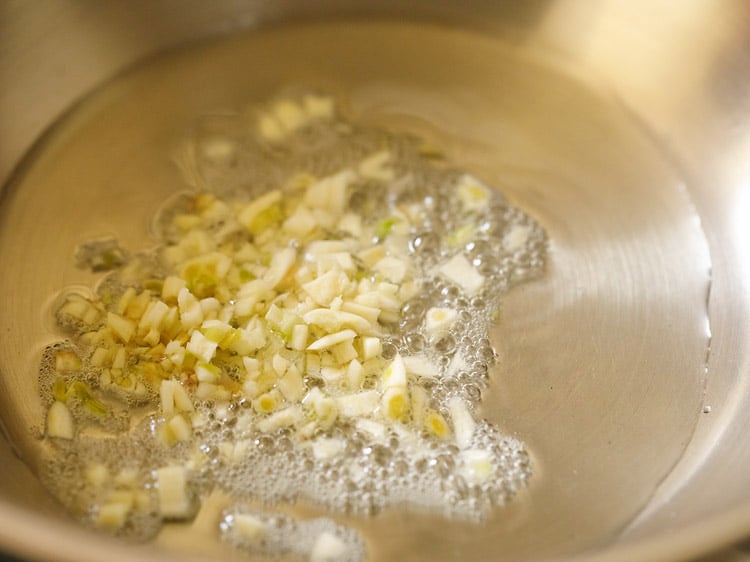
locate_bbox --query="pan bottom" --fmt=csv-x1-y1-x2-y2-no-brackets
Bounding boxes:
0,19,711,561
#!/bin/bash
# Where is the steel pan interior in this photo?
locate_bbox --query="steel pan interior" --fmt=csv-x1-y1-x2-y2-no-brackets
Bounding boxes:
1,2,750,562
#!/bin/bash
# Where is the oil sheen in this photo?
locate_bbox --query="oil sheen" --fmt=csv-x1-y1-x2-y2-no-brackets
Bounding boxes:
0,20,712,562
36,92,546,551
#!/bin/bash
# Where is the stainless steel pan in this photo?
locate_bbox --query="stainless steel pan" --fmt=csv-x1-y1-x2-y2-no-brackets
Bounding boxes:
1,1,749,561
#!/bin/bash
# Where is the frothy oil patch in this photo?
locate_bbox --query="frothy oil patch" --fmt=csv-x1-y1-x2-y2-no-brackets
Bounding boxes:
37,93,546,547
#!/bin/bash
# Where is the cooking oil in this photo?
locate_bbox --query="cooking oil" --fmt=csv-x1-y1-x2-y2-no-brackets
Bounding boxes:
0,19,712,561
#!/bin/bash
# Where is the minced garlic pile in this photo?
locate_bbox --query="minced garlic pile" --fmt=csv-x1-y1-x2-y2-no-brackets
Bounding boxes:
40,94,545,545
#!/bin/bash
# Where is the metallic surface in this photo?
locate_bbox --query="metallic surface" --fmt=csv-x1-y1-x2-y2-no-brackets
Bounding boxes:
0,1,749,561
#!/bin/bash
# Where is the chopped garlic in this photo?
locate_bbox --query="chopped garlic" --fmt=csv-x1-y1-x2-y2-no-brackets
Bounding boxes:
85,463,109,488
107,312,135,343
357,246,386,268
382,386,409,422
264,247,296,288
402,354,438,379
399,280,421,302
155,465,193,519
303,308,372,334
283,204,318,237
201,319,232,344
304,170,354,215
424,410,451,439
374,256,407,283
59,296,92,322
47,401,74,439
341,302,380,325
305,240,351,257
89,346,110,368
382,354,407,388
332,341,357,364
186,330,218,363
231,321,267,355
456,174,491,211
177,288,203,329
355,418,386,439
321,366,344,386
98,500,131,530
338,213,362,236
336,390,379,418
258,113,284,142
346,359,364,389
55,350,82,372
273,99,306,131
111,346,127,369
311,437,345,460
196,361,220,383
200,297,222,318
425,307,458,337
291,324,309,351
161,380,193,416
504,224,531,252
438,254,485,296
237,190,282,233
167,414,192,443
278,365,305,401
448,397,476,449
310,531,349,562
234,513,267,542
257,405,301,433
459,449,496,484
302,269,350,307
272,353,290,376
195,382,224,400
242,356,260,379
139,300,169,333
361,336,382,361
161,276,186,302
307,329,357,351
253,390,282,414
114,467,139,487
164,340,185,367
410,385,428,423
302,388,339,429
